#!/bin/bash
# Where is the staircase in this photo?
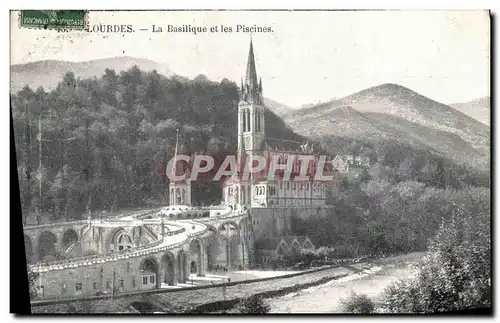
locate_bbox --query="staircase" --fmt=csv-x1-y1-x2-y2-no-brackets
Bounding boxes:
142,225,158,241
64,226,92,256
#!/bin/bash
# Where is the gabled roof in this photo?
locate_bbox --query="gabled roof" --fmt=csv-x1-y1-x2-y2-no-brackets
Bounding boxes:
255,235,313,251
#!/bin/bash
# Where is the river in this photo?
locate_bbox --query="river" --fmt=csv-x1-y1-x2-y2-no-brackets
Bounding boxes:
269,252,425,313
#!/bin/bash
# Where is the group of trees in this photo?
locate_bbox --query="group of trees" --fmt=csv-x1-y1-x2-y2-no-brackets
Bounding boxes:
292,179,489,259
341,206,490,313
12,67,301,223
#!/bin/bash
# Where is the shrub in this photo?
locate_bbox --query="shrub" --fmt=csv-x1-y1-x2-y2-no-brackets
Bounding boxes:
236,295,271,314
340,292,375,313
380,206,491,313
380,278,423,313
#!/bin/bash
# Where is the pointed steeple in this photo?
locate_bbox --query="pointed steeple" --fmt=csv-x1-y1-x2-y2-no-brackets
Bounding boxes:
171,128,180,181
245,38,258,90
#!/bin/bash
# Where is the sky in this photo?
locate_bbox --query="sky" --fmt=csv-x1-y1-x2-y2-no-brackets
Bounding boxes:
10,10,490,107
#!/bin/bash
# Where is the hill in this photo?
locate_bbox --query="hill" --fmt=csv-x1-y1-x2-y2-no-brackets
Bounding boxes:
263,97,298,117
10,57,174,93
285,83,490,163
449,96,490,126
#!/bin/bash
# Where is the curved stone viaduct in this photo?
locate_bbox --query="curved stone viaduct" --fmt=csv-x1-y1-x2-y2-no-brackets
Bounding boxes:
24,207,253,300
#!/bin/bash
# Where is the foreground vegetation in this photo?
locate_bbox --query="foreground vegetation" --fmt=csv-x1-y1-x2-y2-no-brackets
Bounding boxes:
339,207,490,314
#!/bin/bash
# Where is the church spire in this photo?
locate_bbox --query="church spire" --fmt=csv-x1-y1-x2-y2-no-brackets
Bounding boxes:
171,128,180,181
242,37,262,104
245,38,258,90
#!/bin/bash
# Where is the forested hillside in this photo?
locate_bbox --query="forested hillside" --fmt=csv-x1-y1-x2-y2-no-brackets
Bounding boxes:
11,66,303,222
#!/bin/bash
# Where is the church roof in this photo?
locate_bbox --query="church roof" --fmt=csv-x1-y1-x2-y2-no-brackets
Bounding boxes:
261,138,313,153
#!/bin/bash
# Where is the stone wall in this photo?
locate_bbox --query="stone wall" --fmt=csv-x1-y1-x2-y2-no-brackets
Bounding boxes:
249,206,333,241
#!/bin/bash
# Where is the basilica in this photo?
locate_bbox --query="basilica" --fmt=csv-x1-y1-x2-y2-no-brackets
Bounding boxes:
168,39,336,211
221,39,335,211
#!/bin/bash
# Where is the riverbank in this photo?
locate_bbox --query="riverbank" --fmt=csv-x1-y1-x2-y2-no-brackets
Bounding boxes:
269,252,425,313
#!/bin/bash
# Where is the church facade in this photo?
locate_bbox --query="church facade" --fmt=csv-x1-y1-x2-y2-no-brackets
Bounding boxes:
221,39,334,212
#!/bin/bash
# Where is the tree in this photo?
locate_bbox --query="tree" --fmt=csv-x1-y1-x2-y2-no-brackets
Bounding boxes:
380,206,491,313
340,292,375,313
236,295,271,314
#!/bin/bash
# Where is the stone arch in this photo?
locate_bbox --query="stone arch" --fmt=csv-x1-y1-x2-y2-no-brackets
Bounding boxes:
189,239,203,276
80,225,91,237
229,235,242,269
38,231,58,262
206,225,217,235
104,227,128,253
218,221,239,235
175,188,181,204
24,234,33,264
205,235,218,271
160,252,176,286
115,231,134,251
140,256,159,288
177,249,188,283
216,235,229,269
61,228,79,252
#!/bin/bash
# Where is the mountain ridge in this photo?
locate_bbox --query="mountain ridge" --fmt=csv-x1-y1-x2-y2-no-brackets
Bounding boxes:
449,96,490,126
10,57,174,93
286,83,489,150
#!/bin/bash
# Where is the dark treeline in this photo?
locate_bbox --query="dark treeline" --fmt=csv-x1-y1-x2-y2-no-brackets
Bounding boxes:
292,181,489,256
291,132,490,257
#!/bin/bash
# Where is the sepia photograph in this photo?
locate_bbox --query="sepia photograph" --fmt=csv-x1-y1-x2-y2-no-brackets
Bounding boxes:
9,9,491,315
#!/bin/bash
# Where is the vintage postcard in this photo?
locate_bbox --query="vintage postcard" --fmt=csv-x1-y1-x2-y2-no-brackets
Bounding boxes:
10,10,491,314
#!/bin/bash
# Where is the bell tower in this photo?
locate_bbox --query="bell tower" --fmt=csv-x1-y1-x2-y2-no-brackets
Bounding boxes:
238,38,265,153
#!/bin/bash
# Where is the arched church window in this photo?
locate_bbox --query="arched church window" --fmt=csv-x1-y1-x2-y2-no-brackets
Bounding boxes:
181,189,186,203
242,110,247,132
258,111,262,132
246,110,251,132
256,111,260,132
